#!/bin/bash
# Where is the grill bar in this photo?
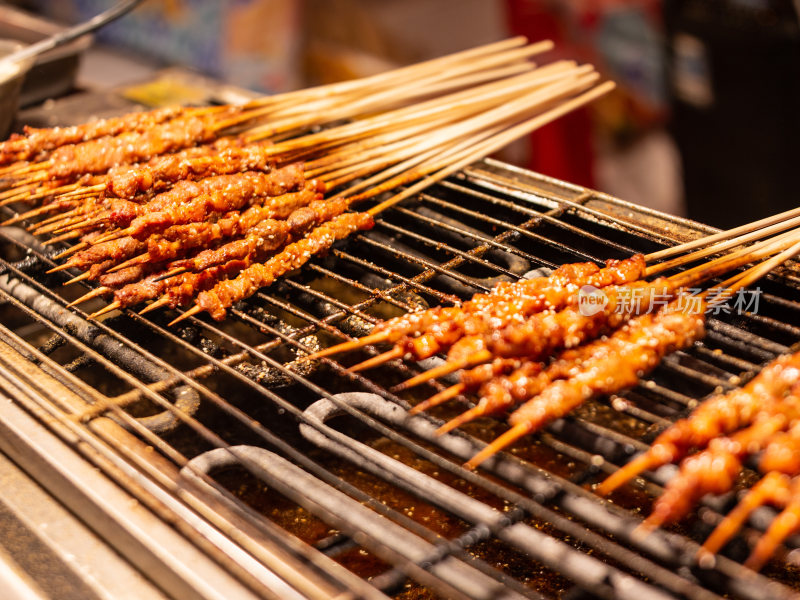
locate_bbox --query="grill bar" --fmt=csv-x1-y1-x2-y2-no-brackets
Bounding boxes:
2,158,800,600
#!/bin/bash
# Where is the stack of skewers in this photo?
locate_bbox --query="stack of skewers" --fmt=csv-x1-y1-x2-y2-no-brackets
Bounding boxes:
309,208,800,569
2,37,800,570
0,38,611,323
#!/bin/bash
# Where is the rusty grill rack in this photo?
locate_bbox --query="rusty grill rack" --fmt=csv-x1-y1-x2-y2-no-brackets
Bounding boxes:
1,158,800,600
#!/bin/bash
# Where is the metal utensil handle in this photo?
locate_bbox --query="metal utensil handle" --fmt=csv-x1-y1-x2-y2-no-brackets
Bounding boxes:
3,0,145,65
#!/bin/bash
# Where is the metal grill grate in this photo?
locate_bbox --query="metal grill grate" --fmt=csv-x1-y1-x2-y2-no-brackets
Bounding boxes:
2,158,800,600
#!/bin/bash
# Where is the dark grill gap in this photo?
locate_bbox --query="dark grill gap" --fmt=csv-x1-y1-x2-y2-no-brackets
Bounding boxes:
1,158,800,600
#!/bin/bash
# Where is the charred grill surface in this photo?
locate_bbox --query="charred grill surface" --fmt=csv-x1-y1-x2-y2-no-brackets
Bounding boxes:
2,158,800,600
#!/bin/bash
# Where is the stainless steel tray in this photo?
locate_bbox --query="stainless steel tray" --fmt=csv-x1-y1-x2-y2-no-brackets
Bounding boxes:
0,6,91,107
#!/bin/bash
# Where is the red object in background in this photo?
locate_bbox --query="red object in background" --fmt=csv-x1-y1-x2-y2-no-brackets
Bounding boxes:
505,0,595,187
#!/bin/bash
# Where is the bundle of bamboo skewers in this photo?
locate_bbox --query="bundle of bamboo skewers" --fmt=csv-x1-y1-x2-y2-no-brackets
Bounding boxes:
311,215,800,458
0,37,615,324
306,205,800,569
3,36,800,568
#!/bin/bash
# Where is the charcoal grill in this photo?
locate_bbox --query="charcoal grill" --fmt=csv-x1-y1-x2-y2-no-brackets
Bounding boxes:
2,153,800,600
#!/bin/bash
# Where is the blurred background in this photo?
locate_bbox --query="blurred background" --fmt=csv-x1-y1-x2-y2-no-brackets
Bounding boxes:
4,0,800,228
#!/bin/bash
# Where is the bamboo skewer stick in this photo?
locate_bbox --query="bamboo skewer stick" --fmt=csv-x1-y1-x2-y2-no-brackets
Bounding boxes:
644,214,800,277
366,80,615,216
257,61,585,159
325,71,598,203
64,271,92,285
67,287,111,307
241,37,534,110
218,37,534,128
238,43,555,140
645,206,800,262
227,38,548,129
44,230,83,245
54,243,89,260
343,227,800,389
88,301,121,320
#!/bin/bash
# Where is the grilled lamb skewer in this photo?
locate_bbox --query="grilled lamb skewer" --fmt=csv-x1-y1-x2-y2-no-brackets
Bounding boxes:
87,162,305,234
172,211,375,323
56,181,322,276
308,255,647,363
71,194,352,313
165,195,349,276
0,106,189,165
87,257,254,319
24,111,236,182
642,388,800,532
114,165,306,238
341,258,650,382
394,278,675,391
53,237,147,272
104,139,271,199
64,164,306,246
122,181,323,268
5,141,249,222
699,421,800,564
464,299,706,470
596,352,800,497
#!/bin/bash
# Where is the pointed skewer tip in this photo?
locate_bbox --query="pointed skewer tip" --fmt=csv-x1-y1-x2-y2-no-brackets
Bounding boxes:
463,422,530,470
46,263,76,274
66,287,110,308
63,271,91,285
303,331,392,361
139,297,171,315
394,355,479,392
168,305,202,327
88,301,122,320
346,347,404,373
411,383,466,415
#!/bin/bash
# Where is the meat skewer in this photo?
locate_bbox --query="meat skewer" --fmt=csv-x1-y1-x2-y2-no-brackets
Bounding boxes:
112,181,323,272
110,164,306,239
59,237,147,273
66,193,354,313
393,230,800,391
393,278,676,392
640,388,800,532
88,257,254,319
62,183,324,304
700,423,800,563
27,111,229,182
166,195,349,275
441,239,800,468
596,352,800,497
0,106,189,165
307,255,646,363
102,138,269,199
2,141,250,223
463,299,707,469
170,211,375,324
